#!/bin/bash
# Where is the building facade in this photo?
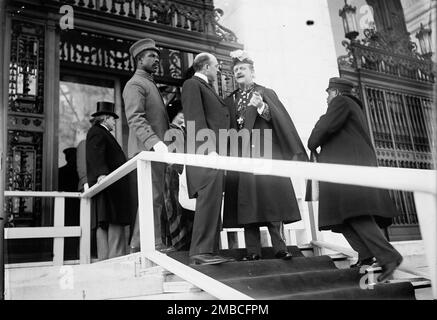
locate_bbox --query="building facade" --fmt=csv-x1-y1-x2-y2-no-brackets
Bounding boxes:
0,0,242,261
1,0,436,262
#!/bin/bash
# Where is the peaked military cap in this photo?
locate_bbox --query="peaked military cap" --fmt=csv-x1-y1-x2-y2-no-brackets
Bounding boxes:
129,38,160,59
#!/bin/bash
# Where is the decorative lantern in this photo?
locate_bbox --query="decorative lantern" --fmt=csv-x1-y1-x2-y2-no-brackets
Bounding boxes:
416,23,433,59
339,0,359,41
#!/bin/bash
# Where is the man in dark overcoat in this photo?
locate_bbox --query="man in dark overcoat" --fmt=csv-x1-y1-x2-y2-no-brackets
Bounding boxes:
181,52,232,265
123,38,174,253
307,77,403,282
223,51,308,261
58,147,80,259
86,101,131,260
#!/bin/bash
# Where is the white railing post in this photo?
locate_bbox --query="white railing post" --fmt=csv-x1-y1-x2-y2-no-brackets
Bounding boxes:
53,197,65,266
413,191,437,300
137,159,155,254
220,231,229,250
79,196,91,264
307,201,322,256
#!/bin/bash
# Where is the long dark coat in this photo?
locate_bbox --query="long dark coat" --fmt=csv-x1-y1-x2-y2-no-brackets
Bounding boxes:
307,94,399,232
181,76,230,198
223,84,308,227
86,124,132,228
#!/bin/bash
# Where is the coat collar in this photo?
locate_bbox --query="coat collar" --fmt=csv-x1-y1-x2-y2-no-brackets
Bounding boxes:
135,69,155,82
193,76,225,105
194,72,208,83
96,123,121,146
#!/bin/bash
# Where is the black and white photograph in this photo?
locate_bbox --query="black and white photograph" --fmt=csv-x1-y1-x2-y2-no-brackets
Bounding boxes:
0,0,436,306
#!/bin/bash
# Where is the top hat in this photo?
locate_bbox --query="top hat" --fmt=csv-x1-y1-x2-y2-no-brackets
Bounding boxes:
91,101,119,119
326,77,354,93
129,38,160,59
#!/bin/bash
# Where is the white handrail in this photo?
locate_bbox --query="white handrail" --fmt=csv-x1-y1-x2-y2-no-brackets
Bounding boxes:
123,151,435,299
4,191,81,198
4,191,90,265
81,151,436,200
81,152,140,199
139,152,436,194
5,151,436,299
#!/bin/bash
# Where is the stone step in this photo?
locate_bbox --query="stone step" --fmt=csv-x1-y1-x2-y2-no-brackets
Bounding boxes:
5,254,168,300
114,291,215,300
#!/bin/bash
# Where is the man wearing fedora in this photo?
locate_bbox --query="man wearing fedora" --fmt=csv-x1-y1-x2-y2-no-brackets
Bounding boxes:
86,101,132,260
123,38,174,253
307,77,403,282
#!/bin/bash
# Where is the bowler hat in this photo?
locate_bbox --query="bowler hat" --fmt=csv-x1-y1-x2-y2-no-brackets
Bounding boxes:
91,101,119,119
129,38,160,59
326,77,354,92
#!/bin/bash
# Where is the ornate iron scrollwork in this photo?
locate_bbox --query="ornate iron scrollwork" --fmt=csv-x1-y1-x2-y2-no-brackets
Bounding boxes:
6,131,43,227
9,20,45,114
338,27,435,83
55,0,238,42
6,20,46,227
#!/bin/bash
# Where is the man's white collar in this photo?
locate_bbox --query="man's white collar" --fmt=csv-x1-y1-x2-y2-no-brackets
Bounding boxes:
101,123,111,132
194,72,208,84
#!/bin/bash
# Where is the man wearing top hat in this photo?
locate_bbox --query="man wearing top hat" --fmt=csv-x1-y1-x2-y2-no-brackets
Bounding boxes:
307,77,403,282
123,38,173,253
86,102,132,260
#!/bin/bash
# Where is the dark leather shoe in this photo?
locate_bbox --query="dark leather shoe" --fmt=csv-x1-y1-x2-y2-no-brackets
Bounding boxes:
189,254,228,266
155,245,177,254
378,257,403,282
129,246,140,254
219,256,236,263
350,257,376,268
242,254,261,261
275,251,292,260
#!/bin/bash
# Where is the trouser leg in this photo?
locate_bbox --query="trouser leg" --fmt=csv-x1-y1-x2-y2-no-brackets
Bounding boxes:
340,222,373,261
244,224,262,256
130,210,140,249
347,216,402,265
96,227,109,261
267,222,287,253
108,224,127,259
189,170,224,256
152,162,166,247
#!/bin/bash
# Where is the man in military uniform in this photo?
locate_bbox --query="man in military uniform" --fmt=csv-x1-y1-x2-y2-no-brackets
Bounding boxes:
123,38,174,253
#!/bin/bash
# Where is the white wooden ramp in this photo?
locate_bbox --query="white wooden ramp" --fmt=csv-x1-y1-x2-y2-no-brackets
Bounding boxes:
4,252,248,300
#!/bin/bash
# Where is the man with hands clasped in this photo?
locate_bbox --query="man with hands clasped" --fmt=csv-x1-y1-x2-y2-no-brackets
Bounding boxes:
223,50,308,261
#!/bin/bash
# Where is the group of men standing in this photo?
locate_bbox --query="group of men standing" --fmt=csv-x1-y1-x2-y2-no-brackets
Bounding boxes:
84,37,403,282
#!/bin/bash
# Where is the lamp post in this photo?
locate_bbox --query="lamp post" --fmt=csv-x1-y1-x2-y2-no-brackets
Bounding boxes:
416,23,433,60
339,0,359,41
